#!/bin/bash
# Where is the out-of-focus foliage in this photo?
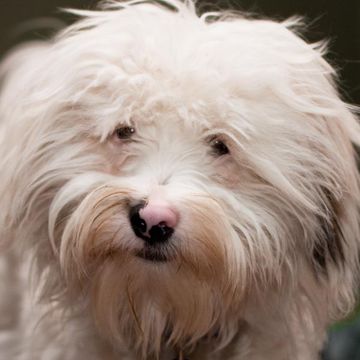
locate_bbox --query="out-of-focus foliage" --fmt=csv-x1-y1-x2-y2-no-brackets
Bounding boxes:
323,307,360,360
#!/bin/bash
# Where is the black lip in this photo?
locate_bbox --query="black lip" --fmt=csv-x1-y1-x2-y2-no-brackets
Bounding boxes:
136,248,170,262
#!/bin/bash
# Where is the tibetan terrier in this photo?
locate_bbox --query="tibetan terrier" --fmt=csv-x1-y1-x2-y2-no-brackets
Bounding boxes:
0,1,359,359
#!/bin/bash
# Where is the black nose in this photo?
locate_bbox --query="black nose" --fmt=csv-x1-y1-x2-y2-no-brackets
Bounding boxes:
129,204,174,245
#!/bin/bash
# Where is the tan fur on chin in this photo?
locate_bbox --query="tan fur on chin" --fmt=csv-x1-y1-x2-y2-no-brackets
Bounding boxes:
0,1,360,359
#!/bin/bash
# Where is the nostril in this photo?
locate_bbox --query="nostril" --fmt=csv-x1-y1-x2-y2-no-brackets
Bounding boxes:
129,204,147,237
149,223,174,243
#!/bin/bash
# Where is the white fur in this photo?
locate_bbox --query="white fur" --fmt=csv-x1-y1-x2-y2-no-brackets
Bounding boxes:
0,1,359,359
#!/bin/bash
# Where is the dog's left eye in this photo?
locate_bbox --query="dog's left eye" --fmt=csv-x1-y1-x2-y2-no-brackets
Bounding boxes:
210,137,230,156
115,126,135,140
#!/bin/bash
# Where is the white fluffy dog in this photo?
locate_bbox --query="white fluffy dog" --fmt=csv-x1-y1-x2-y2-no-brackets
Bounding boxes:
0,1,359,359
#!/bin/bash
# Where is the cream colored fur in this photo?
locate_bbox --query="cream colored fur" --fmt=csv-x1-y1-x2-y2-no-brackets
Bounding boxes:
0,1,359,359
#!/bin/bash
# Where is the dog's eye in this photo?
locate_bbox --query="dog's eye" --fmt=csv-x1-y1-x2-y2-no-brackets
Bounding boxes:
210,138,229,156
115,126,135,140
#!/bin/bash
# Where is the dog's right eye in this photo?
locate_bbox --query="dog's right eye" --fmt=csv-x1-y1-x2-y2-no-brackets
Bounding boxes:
115,126,135,140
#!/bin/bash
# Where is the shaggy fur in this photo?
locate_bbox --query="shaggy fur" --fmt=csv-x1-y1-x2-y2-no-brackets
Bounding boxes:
0,1,359,359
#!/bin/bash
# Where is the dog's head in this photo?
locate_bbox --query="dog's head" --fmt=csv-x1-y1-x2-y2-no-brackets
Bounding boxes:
1,0,359,356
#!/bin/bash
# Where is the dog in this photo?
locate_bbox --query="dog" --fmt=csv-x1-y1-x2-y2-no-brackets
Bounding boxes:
0,1,359,359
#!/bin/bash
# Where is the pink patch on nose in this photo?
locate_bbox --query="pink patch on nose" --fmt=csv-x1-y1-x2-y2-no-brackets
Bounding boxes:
139,204,178,231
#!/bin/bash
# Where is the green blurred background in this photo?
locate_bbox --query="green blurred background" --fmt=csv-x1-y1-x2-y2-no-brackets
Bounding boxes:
1,1,359,359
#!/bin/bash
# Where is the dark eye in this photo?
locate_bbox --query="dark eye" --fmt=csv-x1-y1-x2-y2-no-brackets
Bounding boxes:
210,138,229,156
115,126,135,139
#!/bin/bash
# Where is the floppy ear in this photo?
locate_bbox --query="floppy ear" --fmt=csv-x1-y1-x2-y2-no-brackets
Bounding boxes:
275,22,360,319
0,43,50,247
311,109,360,320
0,42,83,252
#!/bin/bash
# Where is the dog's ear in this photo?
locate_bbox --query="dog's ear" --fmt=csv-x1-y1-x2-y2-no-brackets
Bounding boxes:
311,147,360,320
0,42,77,255
275,25,360,312
285,39,360,318
0,43,50,239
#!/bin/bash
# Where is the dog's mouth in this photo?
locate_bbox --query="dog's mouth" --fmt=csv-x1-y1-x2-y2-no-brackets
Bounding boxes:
136,246,171,263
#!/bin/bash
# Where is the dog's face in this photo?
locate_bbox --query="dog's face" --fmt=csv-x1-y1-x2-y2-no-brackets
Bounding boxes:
1,0,360,357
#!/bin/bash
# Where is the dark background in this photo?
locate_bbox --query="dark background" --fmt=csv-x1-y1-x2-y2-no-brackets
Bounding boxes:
1,1,360,359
